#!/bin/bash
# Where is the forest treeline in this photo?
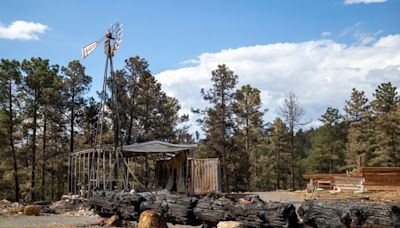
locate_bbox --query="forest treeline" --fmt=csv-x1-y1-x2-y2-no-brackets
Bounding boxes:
0,57,399,202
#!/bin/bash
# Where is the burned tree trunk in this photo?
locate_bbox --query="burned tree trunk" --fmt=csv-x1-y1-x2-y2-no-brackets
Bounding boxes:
89,192,297,227
194,193,297,227
298,200,400,227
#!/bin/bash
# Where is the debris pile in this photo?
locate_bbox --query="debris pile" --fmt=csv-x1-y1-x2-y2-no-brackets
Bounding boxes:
49,194,95,216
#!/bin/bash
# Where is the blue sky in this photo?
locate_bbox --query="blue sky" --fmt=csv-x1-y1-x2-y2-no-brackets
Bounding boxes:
1,0,400,130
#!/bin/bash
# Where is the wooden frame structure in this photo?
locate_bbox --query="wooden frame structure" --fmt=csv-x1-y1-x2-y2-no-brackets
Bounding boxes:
68,141,197,197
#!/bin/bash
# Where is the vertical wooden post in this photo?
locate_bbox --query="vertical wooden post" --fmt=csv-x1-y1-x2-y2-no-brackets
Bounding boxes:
82,153,85,196
74,155,77,195
103,150,106,190
87,150,92,198
96,149,100,190
126,157,129,189
67,154,71,193
109,150,112,191
78,154,81,192
185,150,189,195
115,149,119,190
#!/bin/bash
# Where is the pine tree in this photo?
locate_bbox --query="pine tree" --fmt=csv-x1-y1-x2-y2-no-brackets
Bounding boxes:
344,88,374,170
370,82,400,166
39,74,64,200
194,64,238,191
124,56,149,144
267,118,290,189
278,91,305,189
62,60,91,193
307,107,346,173
21,57,59,201
0,59,22,201
232,84,265,190
82,97,99,147
62,60,92,152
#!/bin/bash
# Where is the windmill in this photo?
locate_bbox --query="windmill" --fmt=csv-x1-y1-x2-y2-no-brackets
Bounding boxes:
81,22,123,149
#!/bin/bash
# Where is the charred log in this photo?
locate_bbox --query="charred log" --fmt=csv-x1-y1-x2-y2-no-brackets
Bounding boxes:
298,200,400,227
88,191,298,227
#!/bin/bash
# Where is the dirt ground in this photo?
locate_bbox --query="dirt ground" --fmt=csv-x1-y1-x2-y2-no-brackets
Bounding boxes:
253,190,400,203
305,190,400,203
0,214,97,228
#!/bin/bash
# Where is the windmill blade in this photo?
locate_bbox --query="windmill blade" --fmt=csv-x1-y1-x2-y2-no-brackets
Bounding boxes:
81,40,99,59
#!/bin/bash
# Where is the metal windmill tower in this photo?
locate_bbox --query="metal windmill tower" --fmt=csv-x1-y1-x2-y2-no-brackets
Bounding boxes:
81,22,123,149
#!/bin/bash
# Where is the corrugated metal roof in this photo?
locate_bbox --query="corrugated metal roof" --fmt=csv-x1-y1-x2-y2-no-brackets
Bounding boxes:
122,140,197,153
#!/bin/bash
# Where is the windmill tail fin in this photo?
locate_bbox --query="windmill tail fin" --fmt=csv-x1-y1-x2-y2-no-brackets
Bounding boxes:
81,41,99,59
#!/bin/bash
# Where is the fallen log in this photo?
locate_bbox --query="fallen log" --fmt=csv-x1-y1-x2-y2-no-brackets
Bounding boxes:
88,191,298,227
194,193,297,227
298,200,400,227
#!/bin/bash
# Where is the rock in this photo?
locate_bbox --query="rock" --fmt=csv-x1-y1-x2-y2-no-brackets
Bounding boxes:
32,200,50,206
0,199,11,204
138,210,168,228
10,202,21,208
106,215,123,227
41,206,56,214
95,216,107,226
9,206,24,214
217,221,245,228
24,205,41,216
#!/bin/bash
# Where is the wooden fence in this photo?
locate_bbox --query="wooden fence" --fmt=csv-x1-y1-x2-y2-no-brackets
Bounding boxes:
189,158,221,195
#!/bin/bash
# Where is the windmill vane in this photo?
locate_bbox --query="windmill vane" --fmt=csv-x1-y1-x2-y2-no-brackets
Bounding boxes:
81,22,123,59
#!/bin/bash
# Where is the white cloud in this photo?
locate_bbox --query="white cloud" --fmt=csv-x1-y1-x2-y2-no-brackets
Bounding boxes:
155,35,400,133
0,20,48,40
344,0,387,5
322,32,332,37
339,23,383,45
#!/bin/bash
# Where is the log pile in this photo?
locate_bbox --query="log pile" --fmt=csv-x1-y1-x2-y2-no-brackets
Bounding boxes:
298,200,400,227
89,191,297,227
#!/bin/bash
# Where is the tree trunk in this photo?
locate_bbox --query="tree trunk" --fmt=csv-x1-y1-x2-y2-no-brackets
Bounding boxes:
8,81,19,202
126,106,134,145
41,111,47,200
31,104,38,202
290,130,294,190
69,94,74,193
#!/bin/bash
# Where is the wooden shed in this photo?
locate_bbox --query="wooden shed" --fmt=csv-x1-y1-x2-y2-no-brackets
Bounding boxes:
68,140,221,197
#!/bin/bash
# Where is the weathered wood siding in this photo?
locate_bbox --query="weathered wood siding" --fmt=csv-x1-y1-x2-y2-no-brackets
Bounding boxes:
190,158,220,195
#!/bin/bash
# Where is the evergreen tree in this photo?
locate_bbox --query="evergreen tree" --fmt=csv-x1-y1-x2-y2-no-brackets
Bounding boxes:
232,84,265,190
344,88,374,169
370,82,400,166
39,74,64,200
21,57,59,201
0,59,22,201
62,60,92,153
124,56,149,144
194,64,238,191
82,97,99,148
267,118,290,189
62,60,91,193
307,107,346,173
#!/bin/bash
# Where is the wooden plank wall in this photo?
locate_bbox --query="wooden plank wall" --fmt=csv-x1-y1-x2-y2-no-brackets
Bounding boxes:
190,158,220,195
361,167,400,191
